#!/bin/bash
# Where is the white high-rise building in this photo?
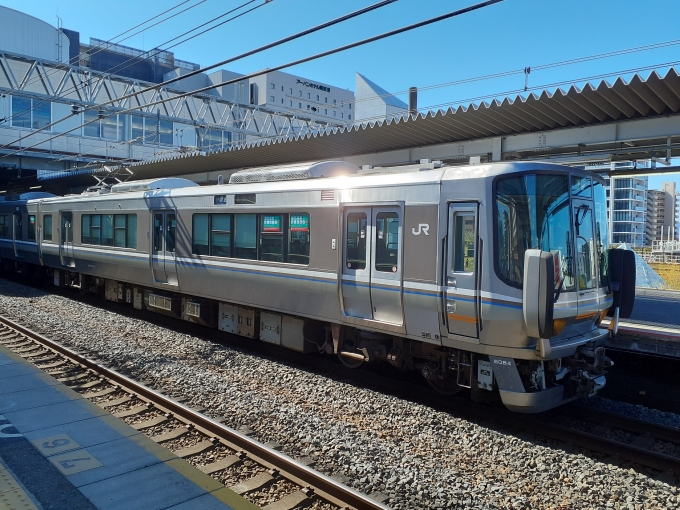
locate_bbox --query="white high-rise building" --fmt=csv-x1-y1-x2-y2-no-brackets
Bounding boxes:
608,176,648,247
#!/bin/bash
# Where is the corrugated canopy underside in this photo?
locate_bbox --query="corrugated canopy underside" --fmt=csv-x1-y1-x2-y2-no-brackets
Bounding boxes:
114,68,680,179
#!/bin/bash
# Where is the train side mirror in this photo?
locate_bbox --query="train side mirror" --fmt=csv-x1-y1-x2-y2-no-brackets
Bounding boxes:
523,249,555,339
607,249,635,319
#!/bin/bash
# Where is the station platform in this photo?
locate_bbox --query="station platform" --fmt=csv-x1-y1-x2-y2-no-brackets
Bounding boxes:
0,344,258,510
603,319,680,358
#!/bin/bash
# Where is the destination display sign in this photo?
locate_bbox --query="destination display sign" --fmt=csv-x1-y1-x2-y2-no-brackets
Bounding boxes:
263,215,282,232
290,215,309,232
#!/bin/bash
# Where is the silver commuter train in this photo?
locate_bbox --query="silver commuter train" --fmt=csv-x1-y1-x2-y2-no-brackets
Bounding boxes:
0,160,634,413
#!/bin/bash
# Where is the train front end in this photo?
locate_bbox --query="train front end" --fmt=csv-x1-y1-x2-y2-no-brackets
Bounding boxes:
479,166,635,413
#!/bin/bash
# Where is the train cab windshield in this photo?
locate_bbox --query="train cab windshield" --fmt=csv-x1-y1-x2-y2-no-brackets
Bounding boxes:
494,172,609,290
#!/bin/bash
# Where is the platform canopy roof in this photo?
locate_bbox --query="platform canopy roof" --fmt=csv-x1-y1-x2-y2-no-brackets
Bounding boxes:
72,67,680,183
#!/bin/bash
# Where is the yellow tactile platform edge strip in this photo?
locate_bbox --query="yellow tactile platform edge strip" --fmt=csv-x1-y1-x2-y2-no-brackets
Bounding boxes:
0,461,39,510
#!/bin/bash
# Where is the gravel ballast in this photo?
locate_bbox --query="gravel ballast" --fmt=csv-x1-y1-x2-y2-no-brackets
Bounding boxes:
0,278,678,510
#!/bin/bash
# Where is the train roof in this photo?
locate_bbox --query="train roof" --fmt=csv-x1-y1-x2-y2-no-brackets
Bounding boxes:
20,160,597,205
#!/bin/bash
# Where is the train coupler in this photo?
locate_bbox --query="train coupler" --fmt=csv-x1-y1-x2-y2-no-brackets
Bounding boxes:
571,370,607,397
566,346,613,373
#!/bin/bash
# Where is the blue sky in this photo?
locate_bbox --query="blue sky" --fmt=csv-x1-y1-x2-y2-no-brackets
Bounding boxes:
3,0,680,188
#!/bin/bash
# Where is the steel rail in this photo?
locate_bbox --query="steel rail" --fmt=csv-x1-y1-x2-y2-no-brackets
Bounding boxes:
0,314,390,510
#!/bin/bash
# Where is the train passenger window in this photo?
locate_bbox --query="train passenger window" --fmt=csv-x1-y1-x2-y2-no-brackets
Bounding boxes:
192,214,209,255
43,215,52,241
81,215,91,244
28,215,36,240
375,212,399,273
259,214,283,262
167,214,176,253
346,213,367,270
102,215,114,246
287,214,310,265
114,215,127,247
91,215,101,245
153,214,163,252
0,215,8,237
233,214,257,260
210,214,231,257
452,213,475,273
126,215,137,249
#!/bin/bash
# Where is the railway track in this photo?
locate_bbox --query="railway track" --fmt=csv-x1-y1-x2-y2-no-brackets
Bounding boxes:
2,300,679,507
0,314,389,510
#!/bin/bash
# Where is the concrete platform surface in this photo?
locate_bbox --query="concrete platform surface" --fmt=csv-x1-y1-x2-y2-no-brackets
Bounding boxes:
602,319,680,358
0,344,259,510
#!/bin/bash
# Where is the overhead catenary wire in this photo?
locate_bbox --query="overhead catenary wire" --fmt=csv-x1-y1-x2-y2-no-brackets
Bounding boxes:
4,0,209,124
1,0,503,160
336,36,680,108
0,0,399,151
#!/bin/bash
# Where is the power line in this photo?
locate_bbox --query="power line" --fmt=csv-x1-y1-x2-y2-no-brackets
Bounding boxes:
1,0,399,150
336,37,680,109
2,0,505,160
6,0,208,123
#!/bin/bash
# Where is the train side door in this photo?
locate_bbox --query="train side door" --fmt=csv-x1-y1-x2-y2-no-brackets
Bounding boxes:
370,207,403,324
59,211,74,267
341,206,404,325
445,203,480,340
151,211,178,286
341,208,373,319
573,199,599,319
12,212,23,259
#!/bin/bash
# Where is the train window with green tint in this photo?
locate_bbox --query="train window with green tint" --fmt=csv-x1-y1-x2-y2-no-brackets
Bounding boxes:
191,214,210,255
346,212,367,270
90,215,101,245
287,213,310,265
126,214,137,249
375,212,399,273
452,213,475,273
43,215,52,241
192,214,209,255
210,214,231,257
81,215,91,244
259,214,283,262
233,214,257,260
114,215,126,247
28,215,36,240
102,214,114,246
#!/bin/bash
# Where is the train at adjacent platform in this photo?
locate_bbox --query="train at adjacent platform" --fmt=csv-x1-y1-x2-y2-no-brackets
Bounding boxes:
0,160,635,413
